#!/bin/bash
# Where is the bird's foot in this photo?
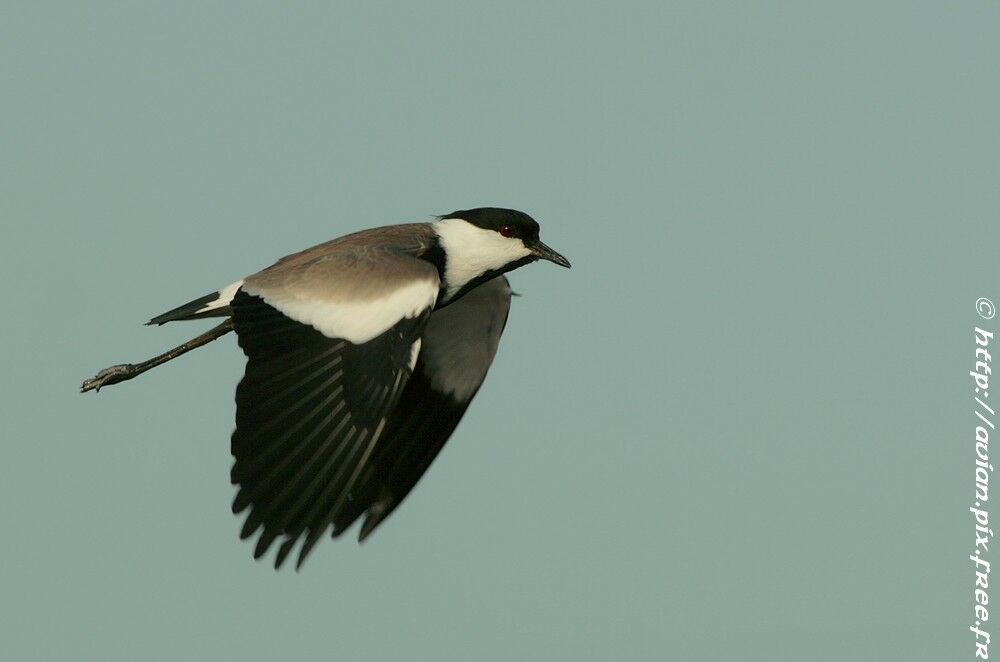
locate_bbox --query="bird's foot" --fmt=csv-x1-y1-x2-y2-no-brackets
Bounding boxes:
80,364,137,393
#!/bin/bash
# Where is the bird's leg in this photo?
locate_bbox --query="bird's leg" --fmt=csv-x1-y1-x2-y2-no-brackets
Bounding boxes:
81,320,234,393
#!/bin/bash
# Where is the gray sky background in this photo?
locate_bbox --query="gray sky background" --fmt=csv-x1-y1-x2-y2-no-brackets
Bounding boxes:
2,3,998,660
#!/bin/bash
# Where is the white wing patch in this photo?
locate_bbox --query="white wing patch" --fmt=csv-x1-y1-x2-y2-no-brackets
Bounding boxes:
244,279,438,344
409,339,422,371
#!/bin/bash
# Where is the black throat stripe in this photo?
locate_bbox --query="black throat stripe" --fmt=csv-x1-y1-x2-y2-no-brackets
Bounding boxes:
420,235,447,286
438,255,535,309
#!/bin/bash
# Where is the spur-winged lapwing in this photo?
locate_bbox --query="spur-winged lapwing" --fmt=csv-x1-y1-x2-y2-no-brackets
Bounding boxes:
82,207,570,569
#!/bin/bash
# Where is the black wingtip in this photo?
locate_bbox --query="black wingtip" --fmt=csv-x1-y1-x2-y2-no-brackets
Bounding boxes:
239,515,260,540
275,537,297,569
358,514,380,543
295,532,323,570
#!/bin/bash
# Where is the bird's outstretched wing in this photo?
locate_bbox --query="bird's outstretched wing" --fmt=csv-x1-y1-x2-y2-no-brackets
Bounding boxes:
331,276,513,540
229,234,440,569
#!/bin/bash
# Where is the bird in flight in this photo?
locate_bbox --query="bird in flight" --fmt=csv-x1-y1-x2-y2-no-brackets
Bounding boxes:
82,207,570,569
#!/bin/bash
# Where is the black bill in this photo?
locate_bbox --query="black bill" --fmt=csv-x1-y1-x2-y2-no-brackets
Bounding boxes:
530,241,571,268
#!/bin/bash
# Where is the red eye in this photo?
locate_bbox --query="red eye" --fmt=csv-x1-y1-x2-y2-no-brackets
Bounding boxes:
499,225,516,238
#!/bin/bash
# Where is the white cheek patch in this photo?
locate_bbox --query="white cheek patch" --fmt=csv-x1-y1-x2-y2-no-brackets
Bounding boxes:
433,219,532,298
245,279,438,344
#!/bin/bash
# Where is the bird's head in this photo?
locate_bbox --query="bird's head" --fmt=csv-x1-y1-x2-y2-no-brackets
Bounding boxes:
434,207,570,302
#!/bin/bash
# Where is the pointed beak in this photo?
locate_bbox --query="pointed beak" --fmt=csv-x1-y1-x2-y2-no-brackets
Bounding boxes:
530,240,572,268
